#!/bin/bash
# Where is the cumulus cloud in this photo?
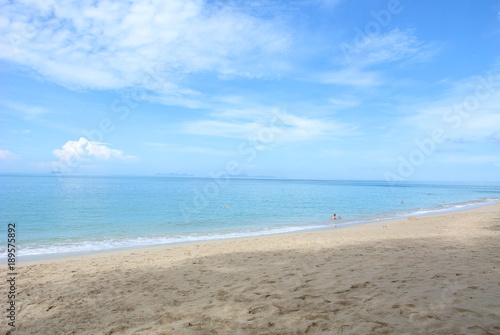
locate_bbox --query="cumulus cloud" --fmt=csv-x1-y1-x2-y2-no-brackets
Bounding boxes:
0,0,291,97
52,137,135,165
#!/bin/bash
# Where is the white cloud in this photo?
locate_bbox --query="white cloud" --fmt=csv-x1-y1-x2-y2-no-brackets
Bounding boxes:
53,137,135,164
184,119,266,138
314,67,383,87
11,129,31,134
327,97,361,109
0,0,291,96
144,142,170,148
403,66,500,141
348,29,439,67
439,155,500,165
181,108,358,143
314,0,343,9
0,149,14,160
180,146,234,156
317,29,438,87
1,101,52,120
338,28,438,67
320,149,345,156
491,131,500,144
144,142,233,156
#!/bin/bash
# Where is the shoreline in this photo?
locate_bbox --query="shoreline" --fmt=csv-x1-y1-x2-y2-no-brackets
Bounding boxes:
13,198,500,265
16,200,500,266
2,202,499,334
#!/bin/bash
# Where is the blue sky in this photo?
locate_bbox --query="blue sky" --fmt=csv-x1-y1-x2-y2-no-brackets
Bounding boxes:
0,0,499,181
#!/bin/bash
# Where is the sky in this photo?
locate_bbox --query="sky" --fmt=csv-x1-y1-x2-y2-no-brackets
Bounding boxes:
0,0,499,182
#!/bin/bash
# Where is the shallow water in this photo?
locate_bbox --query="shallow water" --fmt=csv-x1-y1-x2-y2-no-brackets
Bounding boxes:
1,174,498,260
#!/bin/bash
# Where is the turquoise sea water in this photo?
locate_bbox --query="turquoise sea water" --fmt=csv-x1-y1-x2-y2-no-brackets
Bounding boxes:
1,174,499,261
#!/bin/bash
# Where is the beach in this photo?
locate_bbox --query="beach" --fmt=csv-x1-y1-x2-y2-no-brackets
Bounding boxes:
2,203,500,335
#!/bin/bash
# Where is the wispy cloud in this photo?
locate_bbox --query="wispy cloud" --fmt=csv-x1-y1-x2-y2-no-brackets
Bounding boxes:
0,149,15,160
403,65,500,141
490,131,500,144
314,0,344,9
1,101,52,120
0,0,292,99
11,129,32,134
327,97,361,109
183,119,263,138
313,67,383,86
314,29,439,87
181,108,358,143
346,29,439,68
0,101,82,135
180,146,234,156
439,154,500,165
144,142,170,148
144,142,234,156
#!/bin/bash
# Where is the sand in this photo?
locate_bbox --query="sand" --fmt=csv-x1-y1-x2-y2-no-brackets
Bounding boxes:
2,203,500,335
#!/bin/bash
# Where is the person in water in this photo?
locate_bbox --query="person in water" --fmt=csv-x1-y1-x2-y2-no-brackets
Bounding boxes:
331,214,337,220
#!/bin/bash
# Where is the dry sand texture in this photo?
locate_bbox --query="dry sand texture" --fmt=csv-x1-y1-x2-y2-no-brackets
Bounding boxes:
1,203,500,334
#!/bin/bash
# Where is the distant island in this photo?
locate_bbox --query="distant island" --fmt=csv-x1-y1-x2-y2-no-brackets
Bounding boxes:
154,173,281,179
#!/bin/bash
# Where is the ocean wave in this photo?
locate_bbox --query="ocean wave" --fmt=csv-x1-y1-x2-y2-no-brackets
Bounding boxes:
334,197,500,227
1,197,499,262
0,223,329,261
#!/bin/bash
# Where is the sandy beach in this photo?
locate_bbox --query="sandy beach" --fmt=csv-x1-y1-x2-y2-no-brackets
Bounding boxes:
2,203,500,335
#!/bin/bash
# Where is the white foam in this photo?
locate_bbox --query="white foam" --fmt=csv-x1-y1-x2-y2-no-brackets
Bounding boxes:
2,197,498,262
332,197,500,228
0,223,329,261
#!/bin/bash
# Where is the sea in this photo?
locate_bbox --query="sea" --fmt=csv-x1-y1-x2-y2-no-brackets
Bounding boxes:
1,174,499,261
